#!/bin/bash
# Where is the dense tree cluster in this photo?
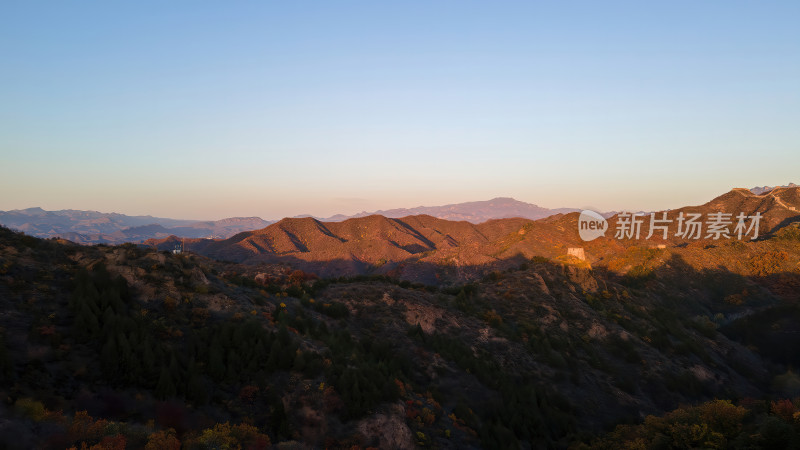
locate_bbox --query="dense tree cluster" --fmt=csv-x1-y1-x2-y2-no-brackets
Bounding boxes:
583,398,800,449
320,329,411,419
66,265,304,438
408,325,574,448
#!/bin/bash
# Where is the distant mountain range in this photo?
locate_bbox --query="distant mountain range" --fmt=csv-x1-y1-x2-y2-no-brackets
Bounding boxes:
148,186,800,283
0,198,578,245
750,182,798,195
4,186,795,246
0,207,272,244
314,197,579,223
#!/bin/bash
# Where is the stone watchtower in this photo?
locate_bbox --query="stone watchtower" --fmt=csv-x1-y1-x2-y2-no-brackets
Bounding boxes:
567,247,585,261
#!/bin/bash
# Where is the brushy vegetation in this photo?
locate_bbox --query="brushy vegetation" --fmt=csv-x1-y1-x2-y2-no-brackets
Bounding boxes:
579,398,800,449
2,222,800,448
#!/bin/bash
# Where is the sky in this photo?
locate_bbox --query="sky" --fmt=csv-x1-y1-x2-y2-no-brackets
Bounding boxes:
1,1,799,220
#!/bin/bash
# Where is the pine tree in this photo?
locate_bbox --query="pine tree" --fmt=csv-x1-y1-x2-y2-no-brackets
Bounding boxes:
225,349,240,383
271,398,290,439
278,342,296,370
101,336,119,376
0,334,13,382
187,373,208,405
156,366,176,399
265,341,279,372
75,304,99,341
208,340,225,381
168,353,183,389
101,306,116,336
292,351,306,372
141,338,157,386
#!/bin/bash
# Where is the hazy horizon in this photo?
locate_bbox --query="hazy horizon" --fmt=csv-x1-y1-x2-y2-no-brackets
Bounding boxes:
3,1,799,220
2,184,795,223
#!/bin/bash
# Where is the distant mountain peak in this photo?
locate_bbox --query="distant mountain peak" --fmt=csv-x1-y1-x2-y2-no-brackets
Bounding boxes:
750,183,798,195
16,207,47,215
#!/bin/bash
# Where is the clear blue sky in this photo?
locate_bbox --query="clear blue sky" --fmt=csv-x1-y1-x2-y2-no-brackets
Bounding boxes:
2,1,798,220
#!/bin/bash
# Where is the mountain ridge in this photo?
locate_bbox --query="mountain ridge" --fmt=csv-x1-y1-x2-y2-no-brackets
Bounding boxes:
749,182,798,195
313,197,579,223
146,187,800,284
0,197,579,245
0,208,273,244
6,187,796,247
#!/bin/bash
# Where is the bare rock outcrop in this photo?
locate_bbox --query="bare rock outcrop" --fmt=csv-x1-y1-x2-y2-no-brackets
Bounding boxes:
356,403,414,450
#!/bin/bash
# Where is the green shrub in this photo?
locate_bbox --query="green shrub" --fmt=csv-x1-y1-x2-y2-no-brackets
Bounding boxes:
15,398,47,421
